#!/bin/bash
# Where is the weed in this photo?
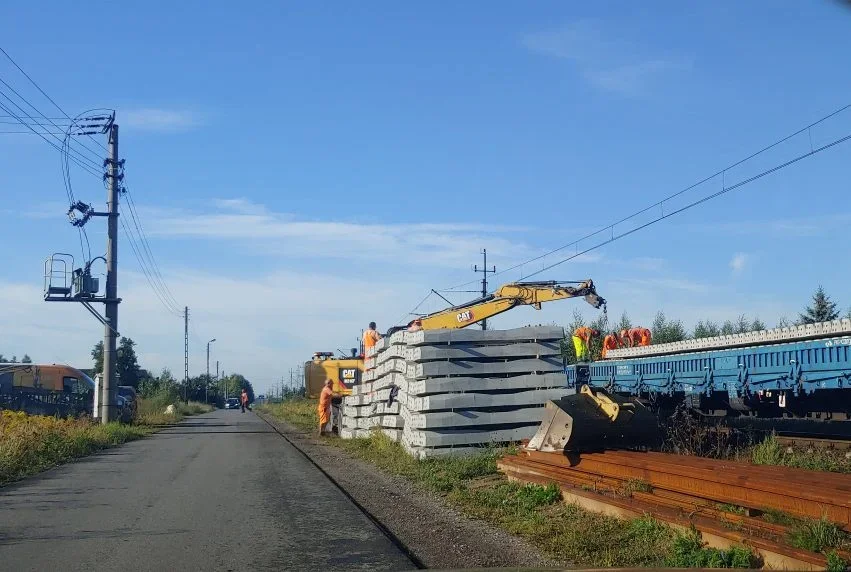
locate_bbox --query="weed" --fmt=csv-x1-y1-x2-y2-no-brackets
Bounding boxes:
257,398,317,432
761,508,798,526
0,410,151,486
716,503,748,515
135,391,213,426
826,551,848,572
751,435,785,466
750,434,851,473
621,478,653,495
788,517,847,553
665,528,757,568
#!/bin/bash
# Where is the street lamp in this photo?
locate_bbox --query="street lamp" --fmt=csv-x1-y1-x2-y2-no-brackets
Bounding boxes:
206,339,216,403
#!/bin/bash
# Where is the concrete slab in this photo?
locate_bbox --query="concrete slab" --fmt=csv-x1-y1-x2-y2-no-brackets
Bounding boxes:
382,428,403,442
402,424,539,447
406,388,568,411
408,357,564,380
406,373,567,396
406,341,560,362
406,326,564,346
402,406,547,429
381,415,404,428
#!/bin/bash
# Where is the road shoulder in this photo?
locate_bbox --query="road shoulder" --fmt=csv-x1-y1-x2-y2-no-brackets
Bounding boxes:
258,412,558,570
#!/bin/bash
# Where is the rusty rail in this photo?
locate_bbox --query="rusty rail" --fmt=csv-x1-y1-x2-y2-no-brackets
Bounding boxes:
514,449,851,530
499,451,851,570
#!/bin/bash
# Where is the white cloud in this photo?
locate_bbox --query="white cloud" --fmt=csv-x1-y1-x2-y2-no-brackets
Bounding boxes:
144,200,535,268
730,252,749,274
522,19,690,95
121,108,200,132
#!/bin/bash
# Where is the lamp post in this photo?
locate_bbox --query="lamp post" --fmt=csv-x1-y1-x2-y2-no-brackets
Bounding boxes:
206,338,216,403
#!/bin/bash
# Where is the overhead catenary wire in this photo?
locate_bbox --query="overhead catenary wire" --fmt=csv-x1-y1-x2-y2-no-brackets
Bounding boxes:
441,103,851,292
394,104,851,323
518,130,851,281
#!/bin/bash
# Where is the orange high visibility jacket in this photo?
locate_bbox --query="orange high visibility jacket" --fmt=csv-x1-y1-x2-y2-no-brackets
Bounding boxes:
601,334,620,358
363,329,381,350
573,326,596,343
639,328,652,346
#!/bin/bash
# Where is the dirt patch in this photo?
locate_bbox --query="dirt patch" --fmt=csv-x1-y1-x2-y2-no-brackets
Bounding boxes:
259,413,560,570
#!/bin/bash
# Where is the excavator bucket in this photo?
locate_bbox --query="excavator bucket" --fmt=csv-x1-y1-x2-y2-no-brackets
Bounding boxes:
527,385,659,453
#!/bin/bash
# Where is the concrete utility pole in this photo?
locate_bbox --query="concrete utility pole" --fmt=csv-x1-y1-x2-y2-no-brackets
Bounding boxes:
184,307,189,402
206,338,216,403
473,249,496,331
101,123,120,423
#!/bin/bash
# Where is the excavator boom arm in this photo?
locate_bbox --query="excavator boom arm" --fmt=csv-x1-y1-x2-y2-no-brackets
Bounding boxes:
414,280,605,330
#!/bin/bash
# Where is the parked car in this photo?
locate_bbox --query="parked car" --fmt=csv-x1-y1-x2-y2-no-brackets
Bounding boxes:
117,386,138,416
224,397,240,410
115,394,134,423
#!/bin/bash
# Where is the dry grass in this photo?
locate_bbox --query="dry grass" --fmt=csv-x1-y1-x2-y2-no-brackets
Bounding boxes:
258,398,317,432
0,410,151,486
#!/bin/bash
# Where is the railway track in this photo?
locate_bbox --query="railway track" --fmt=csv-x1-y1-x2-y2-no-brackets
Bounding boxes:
499,448,851,570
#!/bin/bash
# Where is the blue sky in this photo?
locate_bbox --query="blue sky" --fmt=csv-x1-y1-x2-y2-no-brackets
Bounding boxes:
1,1,850,395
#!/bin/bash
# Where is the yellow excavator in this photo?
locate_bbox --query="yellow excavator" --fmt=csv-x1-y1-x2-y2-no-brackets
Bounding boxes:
401,279,606,332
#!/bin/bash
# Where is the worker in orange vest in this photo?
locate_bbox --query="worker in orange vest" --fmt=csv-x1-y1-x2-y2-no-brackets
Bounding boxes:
317,379,334,436
572,326,599,362
619,329,632,348
601,332,620,358
362,322,382,354
627,327,652,347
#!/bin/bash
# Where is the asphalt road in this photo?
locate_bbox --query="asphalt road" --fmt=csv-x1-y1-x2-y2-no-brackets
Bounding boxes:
0,410,414,572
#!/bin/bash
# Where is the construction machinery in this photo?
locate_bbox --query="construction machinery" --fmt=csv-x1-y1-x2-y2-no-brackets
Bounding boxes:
401,279,606,332
304,351,364,398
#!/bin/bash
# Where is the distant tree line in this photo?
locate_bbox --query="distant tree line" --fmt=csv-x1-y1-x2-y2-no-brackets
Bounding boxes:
562,285,850,364
0,354,32,364
90,338,255,404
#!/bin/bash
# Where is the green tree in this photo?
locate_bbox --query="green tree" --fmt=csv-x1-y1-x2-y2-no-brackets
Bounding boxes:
651,311,687,344
21,354,32,364
692,320,720,339
750,317,766,331
798,285,839,324
777,316,791,328
116,337,141,388
613,311,632,335
91,341,104,373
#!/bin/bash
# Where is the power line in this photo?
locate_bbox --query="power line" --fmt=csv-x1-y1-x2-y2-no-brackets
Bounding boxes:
0,77,103,169
0,46,107,152
122,183,182,311
119,214,183,317
518,130,851,281
442,103,851,292
0,99,101,179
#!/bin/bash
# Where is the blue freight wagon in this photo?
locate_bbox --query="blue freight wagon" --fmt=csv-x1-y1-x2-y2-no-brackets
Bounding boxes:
566,335,851,420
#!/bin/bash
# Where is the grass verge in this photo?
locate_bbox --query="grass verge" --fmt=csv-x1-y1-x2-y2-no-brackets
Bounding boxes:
260,400,756,568
0,410,151,486
135,394,214,426
751,435,851,473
